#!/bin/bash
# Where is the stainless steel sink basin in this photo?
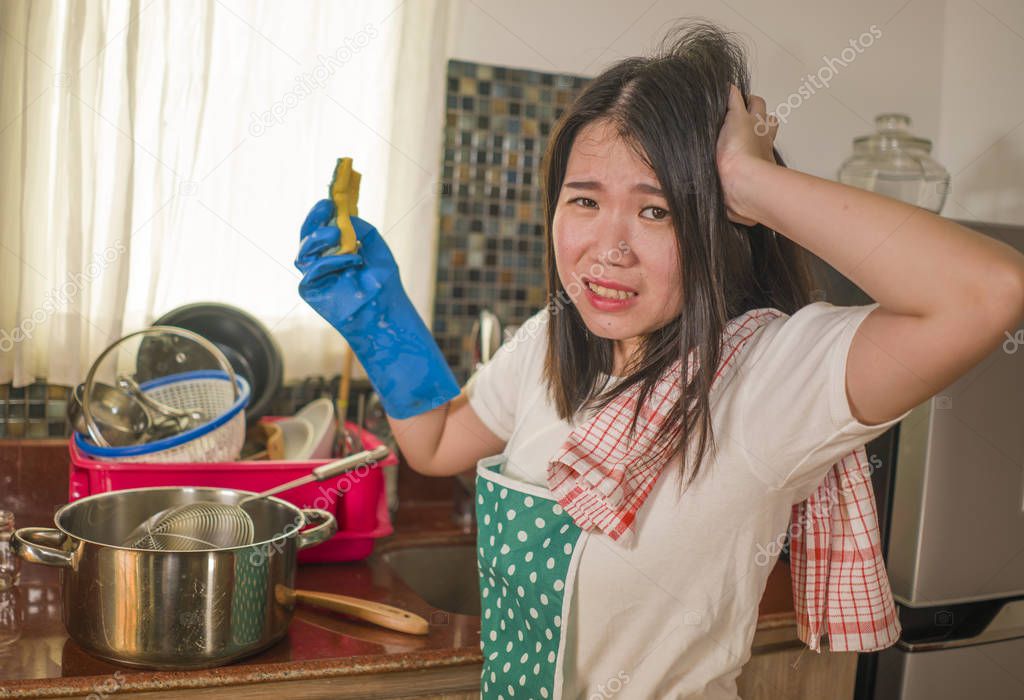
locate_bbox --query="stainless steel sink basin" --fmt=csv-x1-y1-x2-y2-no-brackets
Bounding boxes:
379,544,480,616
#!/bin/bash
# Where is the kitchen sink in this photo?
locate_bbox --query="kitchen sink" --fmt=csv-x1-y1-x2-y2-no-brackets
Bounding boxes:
379,544,480,616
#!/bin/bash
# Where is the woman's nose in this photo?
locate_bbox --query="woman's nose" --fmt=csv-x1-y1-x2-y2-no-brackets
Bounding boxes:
588,210,636,263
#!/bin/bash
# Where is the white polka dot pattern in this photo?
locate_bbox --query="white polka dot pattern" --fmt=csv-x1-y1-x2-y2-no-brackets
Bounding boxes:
476,467,581,699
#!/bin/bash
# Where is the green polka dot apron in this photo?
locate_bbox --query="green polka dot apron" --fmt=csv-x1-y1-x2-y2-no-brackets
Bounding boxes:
476,454,589,700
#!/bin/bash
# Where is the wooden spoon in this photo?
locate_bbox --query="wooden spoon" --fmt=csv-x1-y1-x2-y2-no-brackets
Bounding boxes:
275,585,429,635
334,345,355,456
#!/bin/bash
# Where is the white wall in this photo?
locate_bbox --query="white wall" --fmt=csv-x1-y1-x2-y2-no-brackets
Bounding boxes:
447,0,1022,225
938,0,1024,224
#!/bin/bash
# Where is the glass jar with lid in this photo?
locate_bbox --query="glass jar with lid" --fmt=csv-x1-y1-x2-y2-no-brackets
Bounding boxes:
838,113,950,213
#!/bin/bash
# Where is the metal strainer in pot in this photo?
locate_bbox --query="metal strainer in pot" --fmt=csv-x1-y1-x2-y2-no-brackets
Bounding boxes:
121,445,389,550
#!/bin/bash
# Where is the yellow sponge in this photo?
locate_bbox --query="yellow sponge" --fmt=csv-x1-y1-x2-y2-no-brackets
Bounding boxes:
327,157,362,255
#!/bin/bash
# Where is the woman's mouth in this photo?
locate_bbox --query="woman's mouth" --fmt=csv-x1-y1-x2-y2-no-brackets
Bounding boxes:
583,277,638,310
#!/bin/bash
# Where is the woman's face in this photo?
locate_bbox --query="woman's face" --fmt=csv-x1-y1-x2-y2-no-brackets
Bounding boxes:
552,119,683,373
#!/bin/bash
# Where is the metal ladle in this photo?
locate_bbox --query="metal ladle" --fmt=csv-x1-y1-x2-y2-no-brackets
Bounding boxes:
70,380,193,446
68,382,151,447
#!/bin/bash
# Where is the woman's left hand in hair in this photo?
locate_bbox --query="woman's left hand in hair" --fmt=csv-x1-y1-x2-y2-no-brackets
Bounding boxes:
716,84,779,226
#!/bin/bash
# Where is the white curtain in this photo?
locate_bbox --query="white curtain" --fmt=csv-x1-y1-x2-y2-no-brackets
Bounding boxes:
0,0,451,387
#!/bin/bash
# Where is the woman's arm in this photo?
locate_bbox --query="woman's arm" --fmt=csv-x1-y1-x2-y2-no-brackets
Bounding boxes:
386,390,507,477
718,86,1024,426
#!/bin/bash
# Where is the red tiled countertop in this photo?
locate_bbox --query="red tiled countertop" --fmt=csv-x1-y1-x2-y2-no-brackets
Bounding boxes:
0,440,795,698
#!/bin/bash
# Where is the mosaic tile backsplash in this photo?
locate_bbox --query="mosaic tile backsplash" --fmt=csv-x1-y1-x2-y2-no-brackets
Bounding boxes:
433,59,588,383
0,382,72,439
0,376,373,441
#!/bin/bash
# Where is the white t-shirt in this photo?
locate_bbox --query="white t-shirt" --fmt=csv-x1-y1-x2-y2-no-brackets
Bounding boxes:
466,301,911,699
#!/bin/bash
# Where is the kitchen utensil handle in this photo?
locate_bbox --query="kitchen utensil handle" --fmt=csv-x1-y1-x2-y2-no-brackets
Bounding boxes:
10,528,75,567
338,345,354,421
311,445,389,479
295,509,338,550
354,394,366,453
117,375,188,419
294,590,430,635
239,446,390,504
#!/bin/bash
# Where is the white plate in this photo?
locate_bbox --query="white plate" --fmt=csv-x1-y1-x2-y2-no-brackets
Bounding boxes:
275,416,315,460
295,398,337,460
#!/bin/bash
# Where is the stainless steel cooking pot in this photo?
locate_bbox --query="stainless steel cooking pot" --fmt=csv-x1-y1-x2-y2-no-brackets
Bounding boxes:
11,486,336,669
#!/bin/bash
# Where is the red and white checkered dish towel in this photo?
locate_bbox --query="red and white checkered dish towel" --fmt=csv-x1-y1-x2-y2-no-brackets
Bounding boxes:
545,308,901,653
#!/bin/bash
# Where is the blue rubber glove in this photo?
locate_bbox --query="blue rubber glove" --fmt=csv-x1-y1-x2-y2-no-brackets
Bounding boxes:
296,198,459,419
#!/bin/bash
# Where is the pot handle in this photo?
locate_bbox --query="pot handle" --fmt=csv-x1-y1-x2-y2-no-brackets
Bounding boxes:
296,509,337,551
11,528,75,568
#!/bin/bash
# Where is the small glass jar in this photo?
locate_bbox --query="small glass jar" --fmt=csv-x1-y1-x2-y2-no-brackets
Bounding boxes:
838,113,950,213
0,587,22,648
0,511,21,590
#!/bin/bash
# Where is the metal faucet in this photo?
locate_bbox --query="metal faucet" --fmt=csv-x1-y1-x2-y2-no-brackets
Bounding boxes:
453,469,476,530
452,309,504,528
470,309,503,370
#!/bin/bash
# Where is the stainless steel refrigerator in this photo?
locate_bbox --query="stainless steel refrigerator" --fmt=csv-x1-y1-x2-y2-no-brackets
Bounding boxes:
807,219,1024,700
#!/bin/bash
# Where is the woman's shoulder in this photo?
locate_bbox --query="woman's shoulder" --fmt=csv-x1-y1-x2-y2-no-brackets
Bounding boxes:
715,300,877,391
729,300,880,359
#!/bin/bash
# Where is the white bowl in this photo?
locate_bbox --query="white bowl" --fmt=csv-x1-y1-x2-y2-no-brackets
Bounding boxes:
295,398,337,460
275,416,315,460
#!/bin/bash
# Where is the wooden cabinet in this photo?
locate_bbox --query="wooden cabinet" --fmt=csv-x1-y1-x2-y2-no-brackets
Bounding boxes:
737,646,857,700
736,614,858,700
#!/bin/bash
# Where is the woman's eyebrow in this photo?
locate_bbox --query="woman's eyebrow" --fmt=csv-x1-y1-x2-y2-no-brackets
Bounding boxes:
564,180,665,196
633,183,664,196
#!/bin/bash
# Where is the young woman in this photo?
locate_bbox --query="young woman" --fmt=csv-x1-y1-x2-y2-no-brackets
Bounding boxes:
296,22,1024,700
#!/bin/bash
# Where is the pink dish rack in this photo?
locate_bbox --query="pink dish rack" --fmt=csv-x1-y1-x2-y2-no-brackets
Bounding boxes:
68,421,396,563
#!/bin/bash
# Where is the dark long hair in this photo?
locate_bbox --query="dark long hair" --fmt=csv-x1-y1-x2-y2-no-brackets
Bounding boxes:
541,20,814,487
